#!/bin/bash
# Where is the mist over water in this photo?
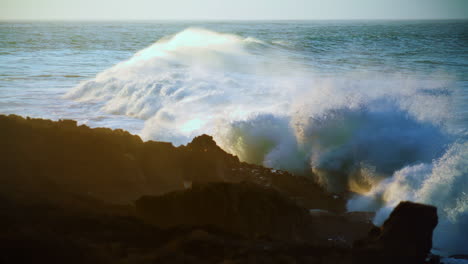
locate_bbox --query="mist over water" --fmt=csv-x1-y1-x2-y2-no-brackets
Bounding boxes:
1,21,467,255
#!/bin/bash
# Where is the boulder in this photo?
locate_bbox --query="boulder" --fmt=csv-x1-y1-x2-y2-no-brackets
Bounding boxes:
353,201,438,264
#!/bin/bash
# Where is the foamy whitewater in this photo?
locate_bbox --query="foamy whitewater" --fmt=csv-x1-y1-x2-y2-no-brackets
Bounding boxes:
1,21,467,256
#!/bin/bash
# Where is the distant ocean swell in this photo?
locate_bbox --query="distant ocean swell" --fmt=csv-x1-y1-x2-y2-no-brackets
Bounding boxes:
65,28,467,255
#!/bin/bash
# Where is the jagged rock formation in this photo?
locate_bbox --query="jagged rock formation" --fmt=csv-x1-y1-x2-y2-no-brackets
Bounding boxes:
0,114,343,211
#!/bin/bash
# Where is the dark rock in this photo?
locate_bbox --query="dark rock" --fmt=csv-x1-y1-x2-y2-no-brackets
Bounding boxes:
353,201,438,264
181,134,239,183
0,114,344,212
135,181,374,247
0,190,355,264
135,182,314,242
308,211,375,247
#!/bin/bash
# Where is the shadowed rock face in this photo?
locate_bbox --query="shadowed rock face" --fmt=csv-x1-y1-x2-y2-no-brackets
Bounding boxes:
380,202,438,257
353,201,438,264
135,181,375,246
0,114,344,211
180,134,239,183
136,182,314,242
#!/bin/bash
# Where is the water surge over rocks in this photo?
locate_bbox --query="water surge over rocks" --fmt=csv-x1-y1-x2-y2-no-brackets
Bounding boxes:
65,28,465,255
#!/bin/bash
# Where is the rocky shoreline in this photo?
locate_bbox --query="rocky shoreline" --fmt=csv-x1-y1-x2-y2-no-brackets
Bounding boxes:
0,114,448,263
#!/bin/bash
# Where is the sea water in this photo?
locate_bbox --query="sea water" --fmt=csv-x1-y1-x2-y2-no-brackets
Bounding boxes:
0,20,467,256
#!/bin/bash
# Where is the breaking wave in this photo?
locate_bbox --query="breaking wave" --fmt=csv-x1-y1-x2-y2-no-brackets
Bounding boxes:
348,142,467,255
65,28,465,255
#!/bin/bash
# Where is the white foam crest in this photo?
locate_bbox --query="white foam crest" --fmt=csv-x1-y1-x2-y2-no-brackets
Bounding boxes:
66,27,455,179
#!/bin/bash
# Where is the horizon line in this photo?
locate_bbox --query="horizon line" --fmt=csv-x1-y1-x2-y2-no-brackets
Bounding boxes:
1,18,467,22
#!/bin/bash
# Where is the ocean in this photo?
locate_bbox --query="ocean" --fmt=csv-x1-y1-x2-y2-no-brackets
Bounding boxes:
0,20,467,256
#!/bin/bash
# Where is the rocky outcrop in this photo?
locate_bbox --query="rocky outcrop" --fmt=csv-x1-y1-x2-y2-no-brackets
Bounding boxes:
1,191,353,264
179,134,239,183
0,114,343,211
135,182,314,242
136,181,374,246
308,211,375,247
353,201,438,264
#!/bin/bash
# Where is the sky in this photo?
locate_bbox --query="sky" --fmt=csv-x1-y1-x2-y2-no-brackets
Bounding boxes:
1,0,467,21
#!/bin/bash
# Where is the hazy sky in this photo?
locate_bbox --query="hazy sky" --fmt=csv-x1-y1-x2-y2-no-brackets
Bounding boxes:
1,0,467,20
